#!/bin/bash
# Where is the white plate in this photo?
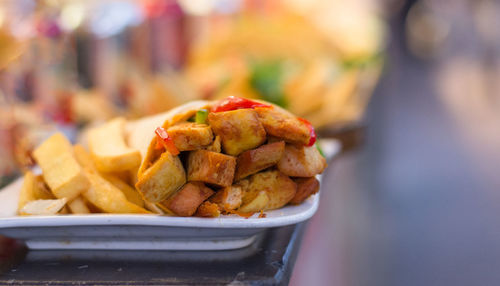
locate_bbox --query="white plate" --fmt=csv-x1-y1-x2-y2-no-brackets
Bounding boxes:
0,140,340,250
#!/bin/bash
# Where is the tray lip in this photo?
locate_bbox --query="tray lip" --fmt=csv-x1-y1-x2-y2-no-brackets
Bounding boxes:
24,234,260,251
0,194,319,229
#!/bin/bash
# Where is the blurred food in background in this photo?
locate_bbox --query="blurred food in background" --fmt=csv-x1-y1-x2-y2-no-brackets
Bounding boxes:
0,0,386,186
187,0,386,128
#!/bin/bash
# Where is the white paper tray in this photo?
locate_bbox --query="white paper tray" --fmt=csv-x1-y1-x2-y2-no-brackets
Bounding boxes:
0,140,340,250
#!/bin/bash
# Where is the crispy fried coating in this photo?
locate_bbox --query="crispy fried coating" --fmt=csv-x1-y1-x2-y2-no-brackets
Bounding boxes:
254,106,311,145
161,182,214,217
136,151,186,203
195,201,221,217
210,185,243,211
245,170,297,210
187,150,236,187
277,144,327,177
290,177,320,204
204,135,222,153
235,141,285,180
208,109,267,156
167,122,213,151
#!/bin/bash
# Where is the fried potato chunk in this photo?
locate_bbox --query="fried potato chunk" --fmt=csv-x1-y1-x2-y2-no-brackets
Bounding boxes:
210,185,243,211
235,141,285,180
33,175,56,200
67,196,90,214
277,144,327,177
290,177,320,205
20,198,68,215
160,182,214,217
33,133,89,201
102,170,131,185
74,144,97,171
167,122,213,151
208,109,266,156
75,144,146,207
17,171,37,212
136,151,186,203
84,172,150,214
102,174,144,207
129,166,139,186
254,107,311,145
195,201,221,217
88,117,141,172
245,170,297,210
187,150,236,187
18,172,57,215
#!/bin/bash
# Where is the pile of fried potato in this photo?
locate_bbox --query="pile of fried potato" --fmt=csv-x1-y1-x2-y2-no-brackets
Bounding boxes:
18,117,150,215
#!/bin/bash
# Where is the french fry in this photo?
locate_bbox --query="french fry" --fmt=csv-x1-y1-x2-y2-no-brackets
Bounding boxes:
33,175,55,200
73,144,97,171
75,145,146,209
17,171,37,213
17,172,57,216
67,196,90,214
88,117,141,172
20,198,68,215
86,200,102,213
102,174,145,207
104,171,130,185
129,166,139,186
83,172,150,214
59,206,70,214
33,133,89,201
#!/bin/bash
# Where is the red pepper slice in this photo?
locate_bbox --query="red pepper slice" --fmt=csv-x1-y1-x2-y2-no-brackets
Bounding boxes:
155,127,180,156
211,96,272,113
298,117,317,147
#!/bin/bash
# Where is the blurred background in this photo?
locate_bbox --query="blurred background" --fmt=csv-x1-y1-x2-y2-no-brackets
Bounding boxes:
0,0,384,186
1,0,500,285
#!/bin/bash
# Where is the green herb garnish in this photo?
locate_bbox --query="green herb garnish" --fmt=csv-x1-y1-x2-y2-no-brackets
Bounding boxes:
195,109,209,124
